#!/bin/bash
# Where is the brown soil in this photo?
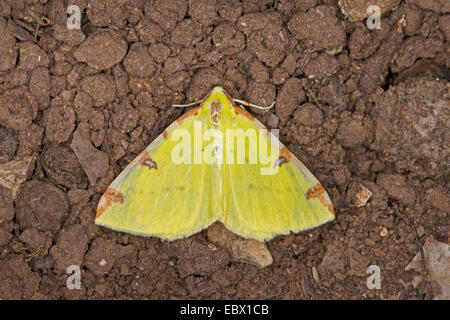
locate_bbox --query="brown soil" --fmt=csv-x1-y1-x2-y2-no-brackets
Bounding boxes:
0,0,448,300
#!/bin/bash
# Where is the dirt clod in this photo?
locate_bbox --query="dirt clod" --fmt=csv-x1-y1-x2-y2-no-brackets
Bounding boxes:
338,0,401,22
80,74,116,107
70,122,109,186
43,105,76,143
167,239,230,278
0,185,14,225
0,17,17,71
18,42,49,71
15,181,69,232
74,30,128,71
0,156,34,199
372,78,449,178
50,225,90,272
41,144,88,189
124,43,157,78
0,126,18,162
288,6,346,54
377,174,416,206
0,95,34,131
208,223,273,268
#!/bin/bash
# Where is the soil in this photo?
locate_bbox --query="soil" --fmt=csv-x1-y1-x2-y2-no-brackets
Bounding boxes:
0,0,449,300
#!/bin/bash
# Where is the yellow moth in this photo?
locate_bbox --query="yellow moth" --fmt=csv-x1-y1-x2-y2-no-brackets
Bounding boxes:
96,86,334,241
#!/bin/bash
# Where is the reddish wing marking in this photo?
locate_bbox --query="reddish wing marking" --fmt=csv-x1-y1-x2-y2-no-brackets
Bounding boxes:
306,183,326,199
211,100,222,124
96,187,124,219
306,183,334,215
325,204,335,215
280,146,294,161
136,150,157,170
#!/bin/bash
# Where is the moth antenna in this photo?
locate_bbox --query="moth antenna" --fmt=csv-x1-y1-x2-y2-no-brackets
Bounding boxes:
172,100,201,108
233,99,275,110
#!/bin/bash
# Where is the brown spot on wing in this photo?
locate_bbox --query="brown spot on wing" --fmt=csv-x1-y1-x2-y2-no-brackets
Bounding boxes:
325,204,334,215
163,130,168,139
96,206,106,219
176,106,201,123
306,183,326,199
140,156,157,169
96,187,124,219
136,150,157,169
306,183,334,216
281,146,294,161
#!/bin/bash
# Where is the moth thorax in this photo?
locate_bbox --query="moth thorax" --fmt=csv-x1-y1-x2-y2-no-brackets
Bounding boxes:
211,100,222,125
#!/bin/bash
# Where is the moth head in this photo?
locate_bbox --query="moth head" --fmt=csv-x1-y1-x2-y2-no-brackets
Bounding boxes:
202,86,234,115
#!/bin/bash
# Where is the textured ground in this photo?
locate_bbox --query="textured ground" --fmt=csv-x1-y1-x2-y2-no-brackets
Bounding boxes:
0,0,448,299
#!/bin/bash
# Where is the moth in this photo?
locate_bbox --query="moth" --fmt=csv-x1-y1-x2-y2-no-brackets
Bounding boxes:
96,87,334,241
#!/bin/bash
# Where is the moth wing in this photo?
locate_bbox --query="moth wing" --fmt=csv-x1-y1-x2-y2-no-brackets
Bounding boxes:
221,107,334,241
95,107,221,240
